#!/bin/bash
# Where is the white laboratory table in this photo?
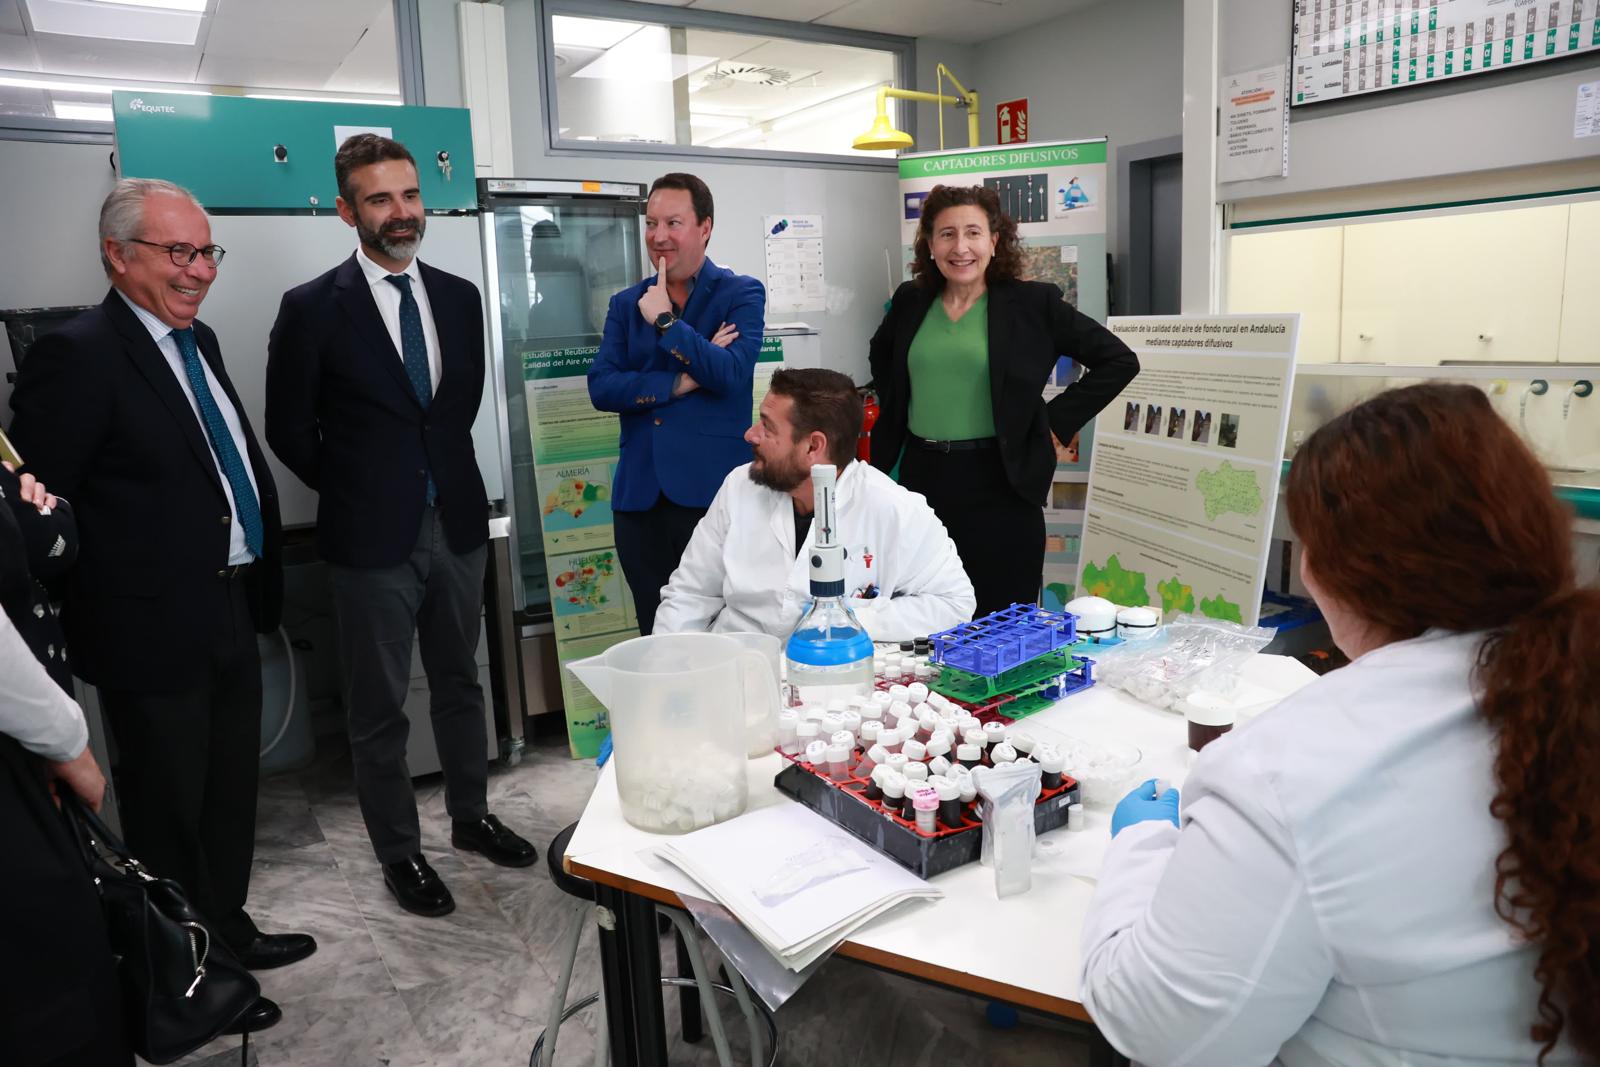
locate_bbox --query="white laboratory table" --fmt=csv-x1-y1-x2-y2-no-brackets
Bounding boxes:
562,654,1318,1066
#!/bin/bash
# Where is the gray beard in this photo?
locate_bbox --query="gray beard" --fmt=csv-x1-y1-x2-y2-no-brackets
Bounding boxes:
358,216,425,262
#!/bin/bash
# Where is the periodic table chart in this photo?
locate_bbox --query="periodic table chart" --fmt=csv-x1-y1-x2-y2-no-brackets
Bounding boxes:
1293,0,1600,104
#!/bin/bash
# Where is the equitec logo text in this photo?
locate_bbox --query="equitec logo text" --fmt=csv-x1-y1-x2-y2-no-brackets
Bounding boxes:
128,97,177,114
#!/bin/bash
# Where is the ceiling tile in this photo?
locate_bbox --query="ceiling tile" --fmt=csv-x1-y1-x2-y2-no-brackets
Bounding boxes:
323,0,398,94
820,0,1092,43
30,34,200,81
0,29,36,69
686,0,851,19
0,0,25,36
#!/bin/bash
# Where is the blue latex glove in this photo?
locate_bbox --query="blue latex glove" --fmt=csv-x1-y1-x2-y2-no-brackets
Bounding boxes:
596,733,613,768
1110,778,1180,837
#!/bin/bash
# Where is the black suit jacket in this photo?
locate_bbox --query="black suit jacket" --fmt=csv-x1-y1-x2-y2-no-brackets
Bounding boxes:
265,254,489,568
6,291,283,694
868,278,1140,506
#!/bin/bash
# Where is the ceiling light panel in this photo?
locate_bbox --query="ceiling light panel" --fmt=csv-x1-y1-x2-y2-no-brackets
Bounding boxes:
24,0,203,45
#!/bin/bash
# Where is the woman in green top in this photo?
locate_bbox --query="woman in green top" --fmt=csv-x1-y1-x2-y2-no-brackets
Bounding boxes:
868,185,1139,617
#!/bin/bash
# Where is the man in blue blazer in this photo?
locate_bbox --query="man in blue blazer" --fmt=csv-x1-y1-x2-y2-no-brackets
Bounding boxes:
266,135,535,920
588,173,766,635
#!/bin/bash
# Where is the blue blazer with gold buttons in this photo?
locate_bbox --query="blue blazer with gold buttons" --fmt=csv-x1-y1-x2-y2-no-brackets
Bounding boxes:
588,257,766,512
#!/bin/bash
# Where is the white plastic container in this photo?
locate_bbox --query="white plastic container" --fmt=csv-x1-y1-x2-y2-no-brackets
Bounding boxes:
567,633,777,833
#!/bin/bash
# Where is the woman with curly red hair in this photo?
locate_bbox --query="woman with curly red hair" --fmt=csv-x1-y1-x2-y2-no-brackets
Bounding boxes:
867,184,1138,615
1080,383,1600,1065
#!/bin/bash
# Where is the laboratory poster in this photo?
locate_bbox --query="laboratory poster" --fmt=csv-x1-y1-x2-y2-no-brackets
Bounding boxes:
1219,63,1289,183
523,338,784,757
763,214,826,313
897,138,1110,608
1076,315,1300,627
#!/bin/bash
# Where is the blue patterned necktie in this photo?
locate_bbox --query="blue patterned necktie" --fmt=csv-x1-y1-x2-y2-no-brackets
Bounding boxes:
171,327,264,557
384,273,436,504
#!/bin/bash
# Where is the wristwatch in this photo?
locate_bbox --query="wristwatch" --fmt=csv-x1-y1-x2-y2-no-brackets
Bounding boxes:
653,310,677,331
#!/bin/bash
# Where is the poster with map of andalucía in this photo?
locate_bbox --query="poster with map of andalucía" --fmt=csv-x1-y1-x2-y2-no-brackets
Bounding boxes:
1076,315,1299,627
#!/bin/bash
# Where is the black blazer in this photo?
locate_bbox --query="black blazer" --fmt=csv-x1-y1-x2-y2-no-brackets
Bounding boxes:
868,279,1139,506
266,255,489,568
6,291,284,694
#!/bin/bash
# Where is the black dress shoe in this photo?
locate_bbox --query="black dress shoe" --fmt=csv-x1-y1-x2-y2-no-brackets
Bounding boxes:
222,995,282,1035
234,931,318,971
383,854,456,917
452,813,537,868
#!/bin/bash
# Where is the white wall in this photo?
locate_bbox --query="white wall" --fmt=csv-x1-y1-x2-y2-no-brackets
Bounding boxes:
1219,0,1600,202
970,0,1187,262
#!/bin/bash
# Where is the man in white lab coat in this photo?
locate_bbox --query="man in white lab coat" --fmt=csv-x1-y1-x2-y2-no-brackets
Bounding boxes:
654,367,975,641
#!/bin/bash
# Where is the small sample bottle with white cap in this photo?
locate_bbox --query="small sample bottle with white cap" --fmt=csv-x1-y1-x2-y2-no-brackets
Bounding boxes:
925,736,952,763
777,710,801,755
860,719,883,750
906,681,930,705
881,772,907,813
1036,746,1065,790
804,739,829,767
928,755,952,777
864,765,886,801
903,761,929,784
934,777,963,829
1066,802,1085,831
796,720,821,751
990,742,1018,765
839,710,863,744
859,743,888,778
879,727,903,755
826,743,851,781
957,742,982,770
901,738,927,763
911,785,940,835
885,752,910,775
982,722,1008,749
1009,731,1037,761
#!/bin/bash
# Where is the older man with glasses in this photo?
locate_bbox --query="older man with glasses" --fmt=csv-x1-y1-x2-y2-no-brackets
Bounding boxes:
7,177,314,1037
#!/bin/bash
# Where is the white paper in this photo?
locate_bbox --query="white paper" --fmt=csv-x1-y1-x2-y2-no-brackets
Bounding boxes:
763,214,826,313
333,124,393,150
1576,80,1600,138
1219,64,1289,183
657,801,940,969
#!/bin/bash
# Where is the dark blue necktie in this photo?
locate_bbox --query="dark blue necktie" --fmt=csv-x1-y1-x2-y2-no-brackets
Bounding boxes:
171,327,264,557
384,274,436,504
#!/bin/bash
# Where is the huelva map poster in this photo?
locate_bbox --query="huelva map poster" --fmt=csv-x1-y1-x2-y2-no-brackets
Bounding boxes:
1077,316,1300,627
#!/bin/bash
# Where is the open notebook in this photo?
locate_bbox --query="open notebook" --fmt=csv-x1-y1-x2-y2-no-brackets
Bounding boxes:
658,802,942,971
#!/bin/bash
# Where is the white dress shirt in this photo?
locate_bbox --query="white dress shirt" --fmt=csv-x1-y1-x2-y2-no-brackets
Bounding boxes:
355,246,441,392
1080,629,1582,1066
0,610,86,763
117,290,259,566
653,460,975,642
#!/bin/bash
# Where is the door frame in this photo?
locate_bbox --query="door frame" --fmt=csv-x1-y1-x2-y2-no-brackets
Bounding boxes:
1116,135,1183,315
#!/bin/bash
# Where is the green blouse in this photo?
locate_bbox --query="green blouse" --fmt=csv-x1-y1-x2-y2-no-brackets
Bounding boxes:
906,292,994,440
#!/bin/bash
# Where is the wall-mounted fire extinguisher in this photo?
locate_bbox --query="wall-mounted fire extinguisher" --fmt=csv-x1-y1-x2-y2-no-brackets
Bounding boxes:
858,387,879,463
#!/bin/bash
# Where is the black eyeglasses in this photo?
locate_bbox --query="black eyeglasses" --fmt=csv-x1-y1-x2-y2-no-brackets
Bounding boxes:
128,239,227,267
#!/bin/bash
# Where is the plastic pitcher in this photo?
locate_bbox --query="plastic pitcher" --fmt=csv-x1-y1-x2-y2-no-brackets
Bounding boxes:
566,633,780,833
721,631,784,757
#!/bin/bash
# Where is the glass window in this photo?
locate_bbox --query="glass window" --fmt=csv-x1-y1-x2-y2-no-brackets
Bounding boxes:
0,0,403,127
548,12,907,161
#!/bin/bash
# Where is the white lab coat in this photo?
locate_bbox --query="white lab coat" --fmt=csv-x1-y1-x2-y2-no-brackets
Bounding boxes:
1080,629,1582,1067
653,460,975,643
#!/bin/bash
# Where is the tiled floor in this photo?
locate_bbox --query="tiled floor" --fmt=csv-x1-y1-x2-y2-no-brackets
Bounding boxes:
151,726,1091,1067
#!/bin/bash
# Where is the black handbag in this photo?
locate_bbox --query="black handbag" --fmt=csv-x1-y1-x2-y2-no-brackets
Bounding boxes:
62,797,260,1064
